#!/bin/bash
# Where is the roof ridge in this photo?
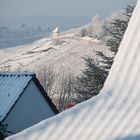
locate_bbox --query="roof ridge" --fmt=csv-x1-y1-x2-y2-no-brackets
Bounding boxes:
0,72,35,77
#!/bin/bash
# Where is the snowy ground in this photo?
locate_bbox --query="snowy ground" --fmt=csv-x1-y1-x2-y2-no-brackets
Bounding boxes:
0,35,110,76
0,34,110,105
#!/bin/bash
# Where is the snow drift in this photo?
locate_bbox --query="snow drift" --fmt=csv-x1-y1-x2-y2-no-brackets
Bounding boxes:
7,0,140,139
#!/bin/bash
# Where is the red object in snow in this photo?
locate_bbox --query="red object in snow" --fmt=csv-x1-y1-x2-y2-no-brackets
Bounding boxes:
64,103,75,109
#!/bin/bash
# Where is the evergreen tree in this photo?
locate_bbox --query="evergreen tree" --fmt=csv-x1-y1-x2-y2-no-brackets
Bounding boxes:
96,51,114,72
106,5,134,54
96,5,134,75
124,5,134,19
75,5,134,103
75,58,107,103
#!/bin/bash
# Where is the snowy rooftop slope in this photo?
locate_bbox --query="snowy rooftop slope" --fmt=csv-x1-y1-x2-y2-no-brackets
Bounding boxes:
0,72,34,121
6,0,140,140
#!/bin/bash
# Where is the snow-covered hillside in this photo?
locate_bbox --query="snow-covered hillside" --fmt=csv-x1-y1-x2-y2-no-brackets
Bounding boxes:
6,0,140,140
0,32,110,109
0,34,109,75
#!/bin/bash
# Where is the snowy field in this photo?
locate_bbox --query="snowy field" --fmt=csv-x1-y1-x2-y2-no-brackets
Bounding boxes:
0,34,109,76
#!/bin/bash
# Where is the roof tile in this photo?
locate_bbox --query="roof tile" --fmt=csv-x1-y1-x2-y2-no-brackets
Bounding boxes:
0,72,33,121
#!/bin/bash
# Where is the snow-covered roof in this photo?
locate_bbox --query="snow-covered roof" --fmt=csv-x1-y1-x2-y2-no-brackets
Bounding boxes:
0,72,58,121
52,26,58,33
0,72,34,121
6,0,140,140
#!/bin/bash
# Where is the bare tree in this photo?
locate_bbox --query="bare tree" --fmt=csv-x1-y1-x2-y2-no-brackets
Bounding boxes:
36,65,55,96
54,71,77,111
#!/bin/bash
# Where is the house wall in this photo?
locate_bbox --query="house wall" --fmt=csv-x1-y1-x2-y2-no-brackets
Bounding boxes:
4,80,55,133
52,32,58,38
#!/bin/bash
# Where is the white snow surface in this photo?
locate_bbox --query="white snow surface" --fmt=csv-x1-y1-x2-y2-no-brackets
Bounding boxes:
0,32,108,77
0,72,33,121
6,1,140,139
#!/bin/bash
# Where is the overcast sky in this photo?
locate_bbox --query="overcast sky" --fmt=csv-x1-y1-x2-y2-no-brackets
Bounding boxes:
0,0,137,18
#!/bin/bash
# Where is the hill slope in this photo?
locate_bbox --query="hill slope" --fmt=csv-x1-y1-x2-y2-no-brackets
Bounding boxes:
0,34,109,75
0,33,110,109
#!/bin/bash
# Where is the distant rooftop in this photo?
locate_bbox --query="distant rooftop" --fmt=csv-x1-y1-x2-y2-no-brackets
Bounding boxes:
0,72,34,77
0,72,34,121
52,26,58,33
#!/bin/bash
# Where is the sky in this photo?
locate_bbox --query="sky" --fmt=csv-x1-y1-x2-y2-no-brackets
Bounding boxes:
0,0,137,18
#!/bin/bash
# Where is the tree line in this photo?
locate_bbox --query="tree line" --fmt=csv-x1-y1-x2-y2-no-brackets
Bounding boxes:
36,5,134,111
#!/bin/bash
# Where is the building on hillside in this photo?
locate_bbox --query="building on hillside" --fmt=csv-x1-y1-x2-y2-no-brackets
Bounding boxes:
52,26,58,38
0,72,59,134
